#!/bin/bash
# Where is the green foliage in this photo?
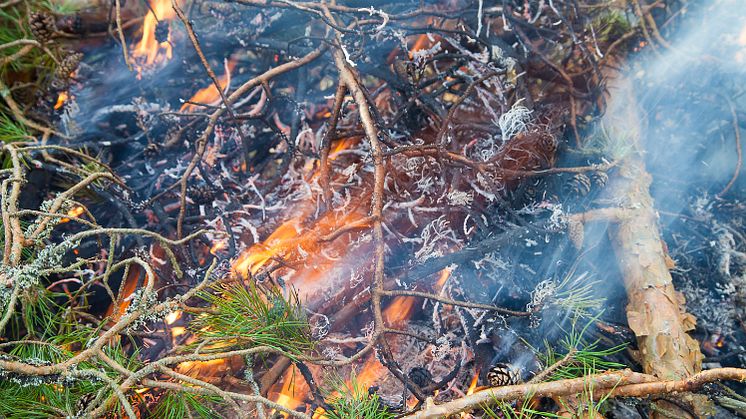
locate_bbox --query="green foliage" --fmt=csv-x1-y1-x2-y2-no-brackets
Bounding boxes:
152,391,222,419
482,391,560,419
556,365,615,419
579,123,634,161
41,0,83,14
541,315,626,381
483,317,624,418
592,10,632,43
550,270,605,320
192,283,314,355
0,113,31,143
0,341,140,418
0,5,55,76
324,372,395,419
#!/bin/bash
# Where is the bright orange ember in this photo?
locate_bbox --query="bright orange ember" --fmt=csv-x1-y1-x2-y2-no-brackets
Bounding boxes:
54,92,68,110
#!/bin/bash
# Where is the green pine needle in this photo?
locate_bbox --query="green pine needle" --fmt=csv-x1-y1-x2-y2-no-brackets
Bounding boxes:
191,282,314,355
152,391,222,419
324,371,395,419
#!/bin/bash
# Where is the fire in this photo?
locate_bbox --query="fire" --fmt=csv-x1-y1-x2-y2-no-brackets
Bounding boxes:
410,33,433,59
383,296,416,325
466,373,479,395
54,92,68,110
210,239,228,255
165,310,181,325
171,326,186,338
60,205,85,223
133,0,177,65
181,59,236,112
271,366,311,417
435,267,451,289
232,208,368,280
385,268,451,325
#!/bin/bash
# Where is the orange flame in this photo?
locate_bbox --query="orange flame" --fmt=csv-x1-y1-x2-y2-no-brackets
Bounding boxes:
466,373,479,395
210,239,228,255
134,0,177,65
54,92,68,110
165,310,181,325
60,205,85,223
180,59,236,112
435,267,451,289
271,366,312,417
171,326,186,338
409,34,432,59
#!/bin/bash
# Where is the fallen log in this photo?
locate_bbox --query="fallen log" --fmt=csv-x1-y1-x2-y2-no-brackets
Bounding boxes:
601,74,704,384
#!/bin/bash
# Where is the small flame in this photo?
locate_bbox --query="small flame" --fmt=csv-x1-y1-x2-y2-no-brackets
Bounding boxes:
410,34,432,58
60,205,85,223
180,58,236,112
466,373,479,395
435,267,451,289
383,296,416,325
165,310,182,325
54,92,68,110
271,366,311,417
210,239,228,255
171,326,186,338
133,0,177,66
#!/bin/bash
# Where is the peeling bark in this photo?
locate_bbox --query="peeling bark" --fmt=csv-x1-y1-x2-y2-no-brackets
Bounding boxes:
602,74,707,415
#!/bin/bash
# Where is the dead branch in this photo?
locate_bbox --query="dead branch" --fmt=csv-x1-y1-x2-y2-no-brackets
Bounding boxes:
406,368,746,419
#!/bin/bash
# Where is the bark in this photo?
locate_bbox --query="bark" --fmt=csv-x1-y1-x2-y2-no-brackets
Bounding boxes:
600,73,707,415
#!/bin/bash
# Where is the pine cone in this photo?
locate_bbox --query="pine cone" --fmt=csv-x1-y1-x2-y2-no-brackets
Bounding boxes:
408,367,433,388
155,21,169,44
487,363,521,387
29,12,56,44
590,170,609,188
562,173,592,197
56,51,83,79
188,183,217,205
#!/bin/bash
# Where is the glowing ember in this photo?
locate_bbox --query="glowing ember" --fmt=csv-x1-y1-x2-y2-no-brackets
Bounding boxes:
210,239,228,255
180,58,236,112
133,0,177,66
170,326,186,338
60,205,84,223
435,267,452,289
53,92,68,110
165,310,181,325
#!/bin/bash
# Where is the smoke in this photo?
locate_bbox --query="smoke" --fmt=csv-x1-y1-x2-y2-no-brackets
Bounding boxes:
617,0,746,211
594,0,746,335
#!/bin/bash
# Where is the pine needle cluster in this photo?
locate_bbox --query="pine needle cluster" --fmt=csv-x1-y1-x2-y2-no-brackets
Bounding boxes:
323,372,395,419
191,282,315,356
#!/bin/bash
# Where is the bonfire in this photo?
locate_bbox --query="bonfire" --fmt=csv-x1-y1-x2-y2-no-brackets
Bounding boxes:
0,0,745,418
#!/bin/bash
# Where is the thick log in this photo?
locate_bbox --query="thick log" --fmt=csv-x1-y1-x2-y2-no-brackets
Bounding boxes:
596,73,708,417
602,75,703,381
